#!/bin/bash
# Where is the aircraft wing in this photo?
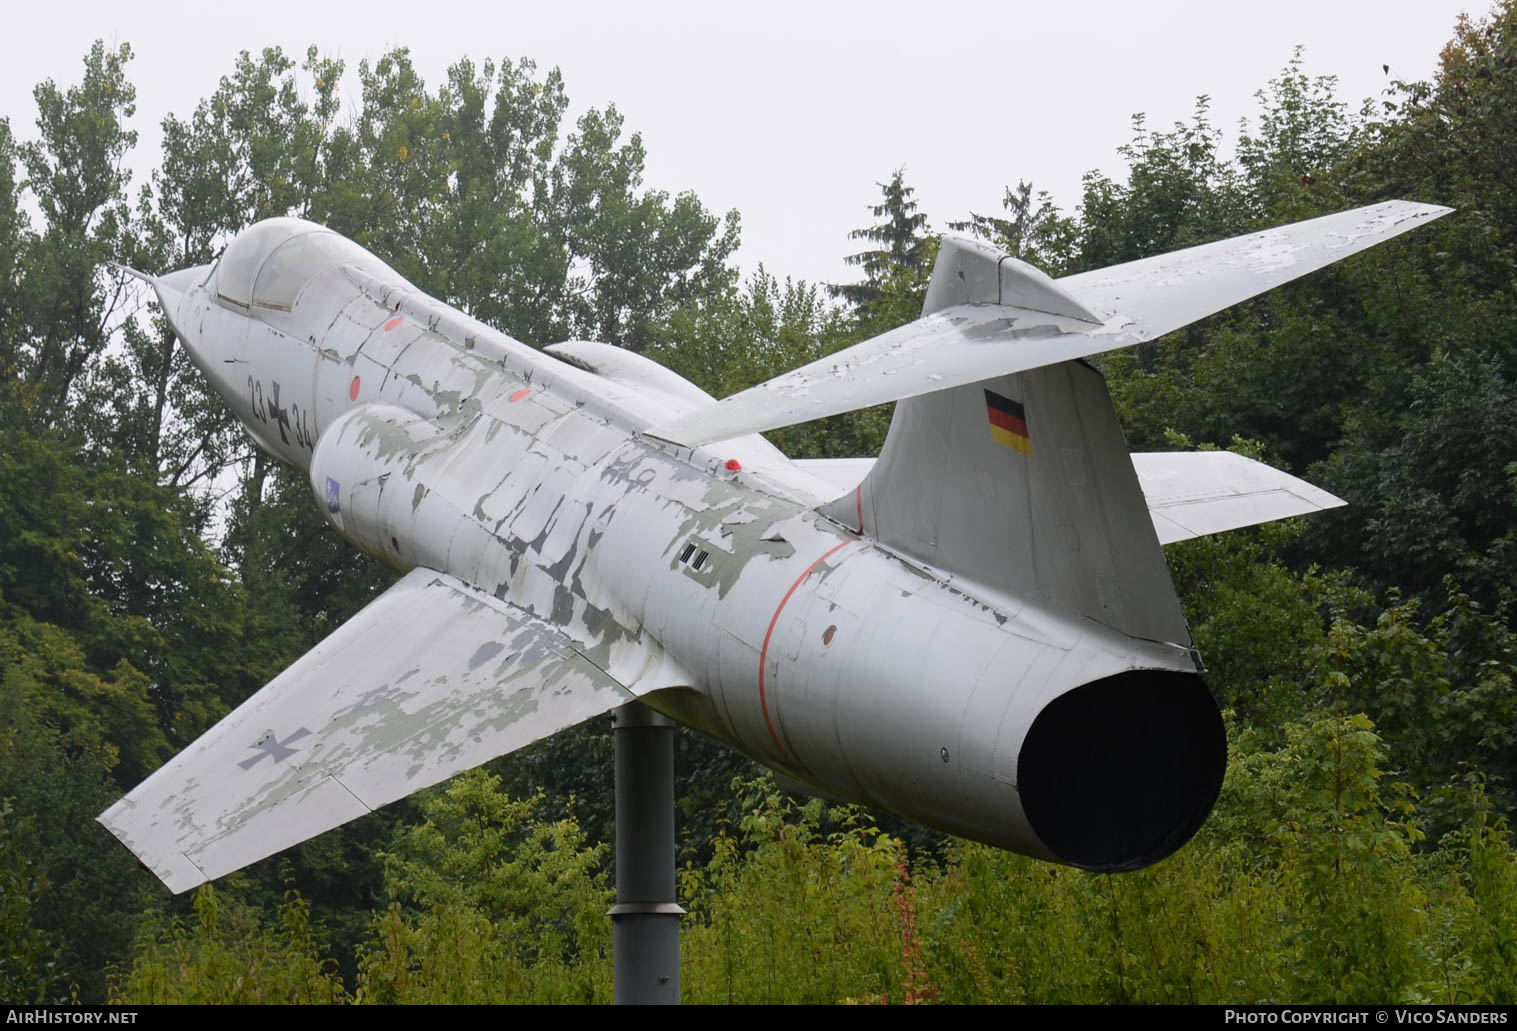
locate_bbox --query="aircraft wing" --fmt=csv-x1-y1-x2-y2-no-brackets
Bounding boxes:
647,201,1450,448
795,452,1344,546
98,567,634,893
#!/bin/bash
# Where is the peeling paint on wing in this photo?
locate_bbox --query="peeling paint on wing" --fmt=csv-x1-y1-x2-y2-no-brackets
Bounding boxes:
468,641,504,670
551,585,576,627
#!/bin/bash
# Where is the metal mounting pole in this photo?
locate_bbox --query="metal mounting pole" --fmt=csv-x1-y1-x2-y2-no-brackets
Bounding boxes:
609,702,683,1005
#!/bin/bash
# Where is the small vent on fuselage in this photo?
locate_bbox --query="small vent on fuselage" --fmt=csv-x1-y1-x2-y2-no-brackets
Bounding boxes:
678,540,715,575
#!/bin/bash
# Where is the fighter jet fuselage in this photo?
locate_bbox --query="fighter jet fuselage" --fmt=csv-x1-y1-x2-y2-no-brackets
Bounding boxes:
108,202,1449,892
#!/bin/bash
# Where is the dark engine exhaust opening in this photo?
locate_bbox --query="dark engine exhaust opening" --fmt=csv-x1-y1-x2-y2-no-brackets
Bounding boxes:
1019,669,1225,872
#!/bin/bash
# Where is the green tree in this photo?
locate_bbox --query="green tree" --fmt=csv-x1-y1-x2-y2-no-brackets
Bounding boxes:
112,45,344,487
9,42,144,436
1237,47,1362,217
0,800,55,1003
1313,353,1517,612
549,104,740,350
1075,99,1248,274
0,119,29,413
947,179,1079,274
830,169,931,314
309,50,739,352
320,53,572,347
356,770,611,1004
112,884,346,1005
0,621,151,1002
680,778,908,1004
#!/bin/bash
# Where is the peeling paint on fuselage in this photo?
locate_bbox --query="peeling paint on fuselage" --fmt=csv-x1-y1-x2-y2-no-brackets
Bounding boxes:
166,232,1198,858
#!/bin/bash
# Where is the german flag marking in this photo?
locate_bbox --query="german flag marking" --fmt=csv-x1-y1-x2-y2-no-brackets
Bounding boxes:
986,390,1031,455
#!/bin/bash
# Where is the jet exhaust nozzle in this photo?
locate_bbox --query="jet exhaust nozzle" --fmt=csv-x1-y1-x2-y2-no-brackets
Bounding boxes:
1018,670,1226,872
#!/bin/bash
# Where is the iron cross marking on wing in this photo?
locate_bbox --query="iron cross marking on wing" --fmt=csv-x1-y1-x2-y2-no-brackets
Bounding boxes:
239,727,312,770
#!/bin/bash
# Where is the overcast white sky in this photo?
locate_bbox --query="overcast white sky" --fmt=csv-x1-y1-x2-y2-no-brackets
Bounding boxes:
6,1,1481,290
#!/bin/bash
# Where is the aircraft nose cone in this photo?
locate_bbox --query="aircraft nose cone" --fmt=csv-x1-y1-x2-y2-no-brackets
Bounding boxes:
147,265,210,357
149,265,207,327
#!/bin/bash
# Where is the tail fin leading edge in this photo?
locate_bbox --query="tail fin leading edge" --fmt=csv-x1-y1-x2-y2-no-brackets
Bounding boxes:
820,361,1190,645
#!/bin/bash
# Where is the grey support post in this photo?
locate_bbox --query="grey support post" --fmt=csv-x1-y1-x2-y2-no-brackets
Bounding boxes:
609,702,683,1004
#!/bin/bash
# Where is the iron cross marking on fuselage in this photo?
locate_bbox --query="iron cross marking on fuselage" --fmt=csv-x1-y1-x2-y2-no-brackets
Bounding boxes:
268,380,291,444
238,727,312,770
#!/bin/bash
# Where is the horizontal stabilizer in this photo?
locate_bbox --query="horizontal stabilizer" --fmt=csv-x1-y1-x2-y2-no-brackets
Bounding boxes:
799,451,1345,545
648,201,1450,448
98,568,634,893
1129,451,1345,544
1058,202,1447,342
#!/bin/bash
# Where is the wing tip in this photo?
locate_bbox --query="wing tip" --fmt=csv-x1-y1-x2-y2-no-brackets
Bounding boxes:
1392,199,1455,222
1299,487,1348,513
96,810,209,895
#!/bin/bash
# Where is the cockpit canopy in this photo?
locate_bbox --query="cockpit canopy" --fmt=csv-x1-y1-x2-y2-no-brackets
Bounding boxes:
207,218,401,318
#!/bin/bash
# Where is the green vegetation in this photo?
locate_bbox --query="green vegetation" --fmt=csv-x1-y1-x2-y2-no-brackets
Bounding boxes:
101,737,1517,1004
3,2,1517,1005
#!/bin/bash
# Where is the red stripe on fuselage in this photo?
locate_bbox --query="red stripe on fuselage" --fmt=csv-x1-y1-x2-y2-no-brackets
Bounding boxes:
758,540,854,763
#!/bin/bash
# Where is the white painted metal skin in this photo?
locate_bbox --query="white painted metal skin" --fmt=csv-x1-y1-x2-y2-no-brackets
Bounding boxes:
101,203,1450,892
796,452,1348,546
649,203,1450,448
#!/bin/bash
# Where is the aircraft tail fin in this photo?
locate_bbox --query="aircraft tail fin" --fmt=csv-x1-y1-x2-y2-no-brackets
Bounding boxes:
819,360,1190,645
815,237,1198,643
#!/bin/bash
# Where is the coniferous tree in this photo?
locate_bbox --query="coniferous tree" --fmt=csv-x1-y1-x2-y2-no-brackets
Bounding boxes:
829,168,929,312
946,179,1078,275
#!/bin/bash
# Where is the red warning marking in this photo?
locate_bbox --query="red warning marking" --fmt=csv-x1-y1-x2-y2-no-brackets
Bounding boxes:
349,376,361,401
384,316,403,331
855,485,864,534
725,458,742,471
508,388,531,403
758,540,854,762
